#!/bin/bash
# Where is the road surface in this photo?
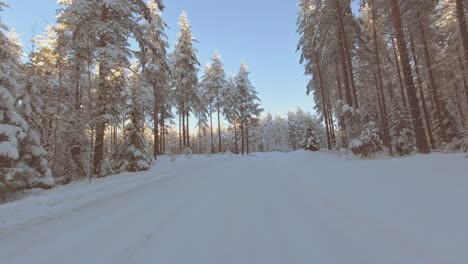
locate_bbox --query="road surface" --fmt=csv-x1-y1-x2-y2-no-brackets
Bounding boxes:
0,152,467,264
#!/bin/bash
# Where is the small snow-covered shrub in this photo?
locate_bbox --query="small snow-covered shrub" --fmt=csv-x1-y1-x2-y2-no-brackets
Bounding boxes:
302,127,320,151
350,112,383,158
388,100,415,156
111,123,152,173
182,147,193,159
455,131,468,153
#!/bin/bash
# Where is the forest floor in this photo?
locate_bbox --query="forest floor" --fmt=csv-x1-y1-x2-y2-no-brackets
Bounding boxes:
0,151,467,264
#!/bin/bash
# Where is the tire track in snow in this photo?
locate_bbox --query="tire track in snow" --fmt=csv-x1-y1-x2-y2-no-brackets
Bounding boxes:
256,155,297,264
282,160,457,264
1,157,241,264
117,157,249,264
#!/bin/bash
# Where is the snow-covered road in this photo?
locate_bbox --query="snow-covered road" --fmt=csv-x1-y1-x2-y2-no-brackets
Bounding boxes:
0,151,467,264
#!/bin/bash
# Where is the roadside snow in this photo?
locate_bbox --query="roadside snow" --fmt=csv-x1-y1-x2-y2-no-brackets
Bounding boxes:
0,154,239,230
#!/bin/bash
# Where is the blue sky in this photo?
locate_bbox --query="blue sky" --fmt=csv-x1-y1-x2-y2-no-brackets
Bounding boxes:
2,0,313,116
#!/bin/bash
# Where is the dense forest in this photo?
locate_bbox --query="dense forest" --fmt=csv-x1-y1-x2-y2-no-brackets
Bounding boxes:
1,0,468,196
297,0,468,157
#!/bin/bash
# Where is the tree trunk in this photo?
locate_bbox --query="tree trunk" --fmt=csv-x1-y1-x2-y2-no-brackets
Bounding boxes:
335,0,358,108
335,58,347,144
458,56,468,107
209,105,214,154
179,114,182,152
315,52,332,150
185,109,190,148
93,5,108,176
153,102,159,159
336,19,353,107
217,107,222,153
410,37,435,148
198,114,202,154
234,118,239,154
456,0,468,75
453,84,466,127
182,109,186,148
160,105,165,154
390,0,430,153
326,96,336,146
246,124,250,154
374,71,391,153
371,0,392,155
240,123,245,155
391,36,407,108
418,13,442,115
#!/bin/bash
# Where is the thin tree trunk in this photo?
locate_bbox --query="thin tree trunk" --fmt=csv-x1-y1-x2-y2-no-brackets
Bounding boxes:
198,114,202,154
390,0,430,153
240,123,245,155
315,52,332,150
458,56,468,106
185,109,190,148
246,124,249,155
336,21,353,107
153,103,159,159
418,12,442,115
335,59,347,144
374,71,390,153
160,105,165,154
326,96,336,146
93,4,108,176
391,36,407,108
335,0,358,108
234,118,239,154
210,105,214,154
410,37,435,148
179,114,182,152
217,107,222,153
453,83,466,127
182,109,186,148
456,0,468,74
371,0,392,155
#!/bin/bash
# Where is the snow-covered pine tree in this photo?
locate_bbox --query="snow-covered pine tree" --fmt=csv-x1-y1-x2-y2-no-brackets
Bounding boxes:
201,52,227,153
432,95,463,149
350,111,383,158
456,130,468,155
111,68,152,173
200,64,216,153
27,24,93,183
259,113,274,152
388,99,416,156
1,2,53,196
57,0,157,176
112,122,152,173
211,52,227,153
193,82,209,154
302,127,320,151
287,110,299,150
140,0,170,159
222,74,242,154
17,76,53,186
0,17,29,194
257,114,290,152
172,11,200,150
236,61,263,155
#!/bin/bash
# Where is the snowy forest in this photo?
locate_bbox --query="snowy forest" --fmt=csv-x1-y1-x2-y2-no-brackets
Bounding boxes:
1,0,468,196
297,0,468,157
0,0,324,196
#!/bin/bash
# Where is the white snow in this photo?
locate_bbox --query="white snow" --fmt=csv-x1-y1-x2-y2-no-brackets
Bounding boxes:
0,151,467,264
